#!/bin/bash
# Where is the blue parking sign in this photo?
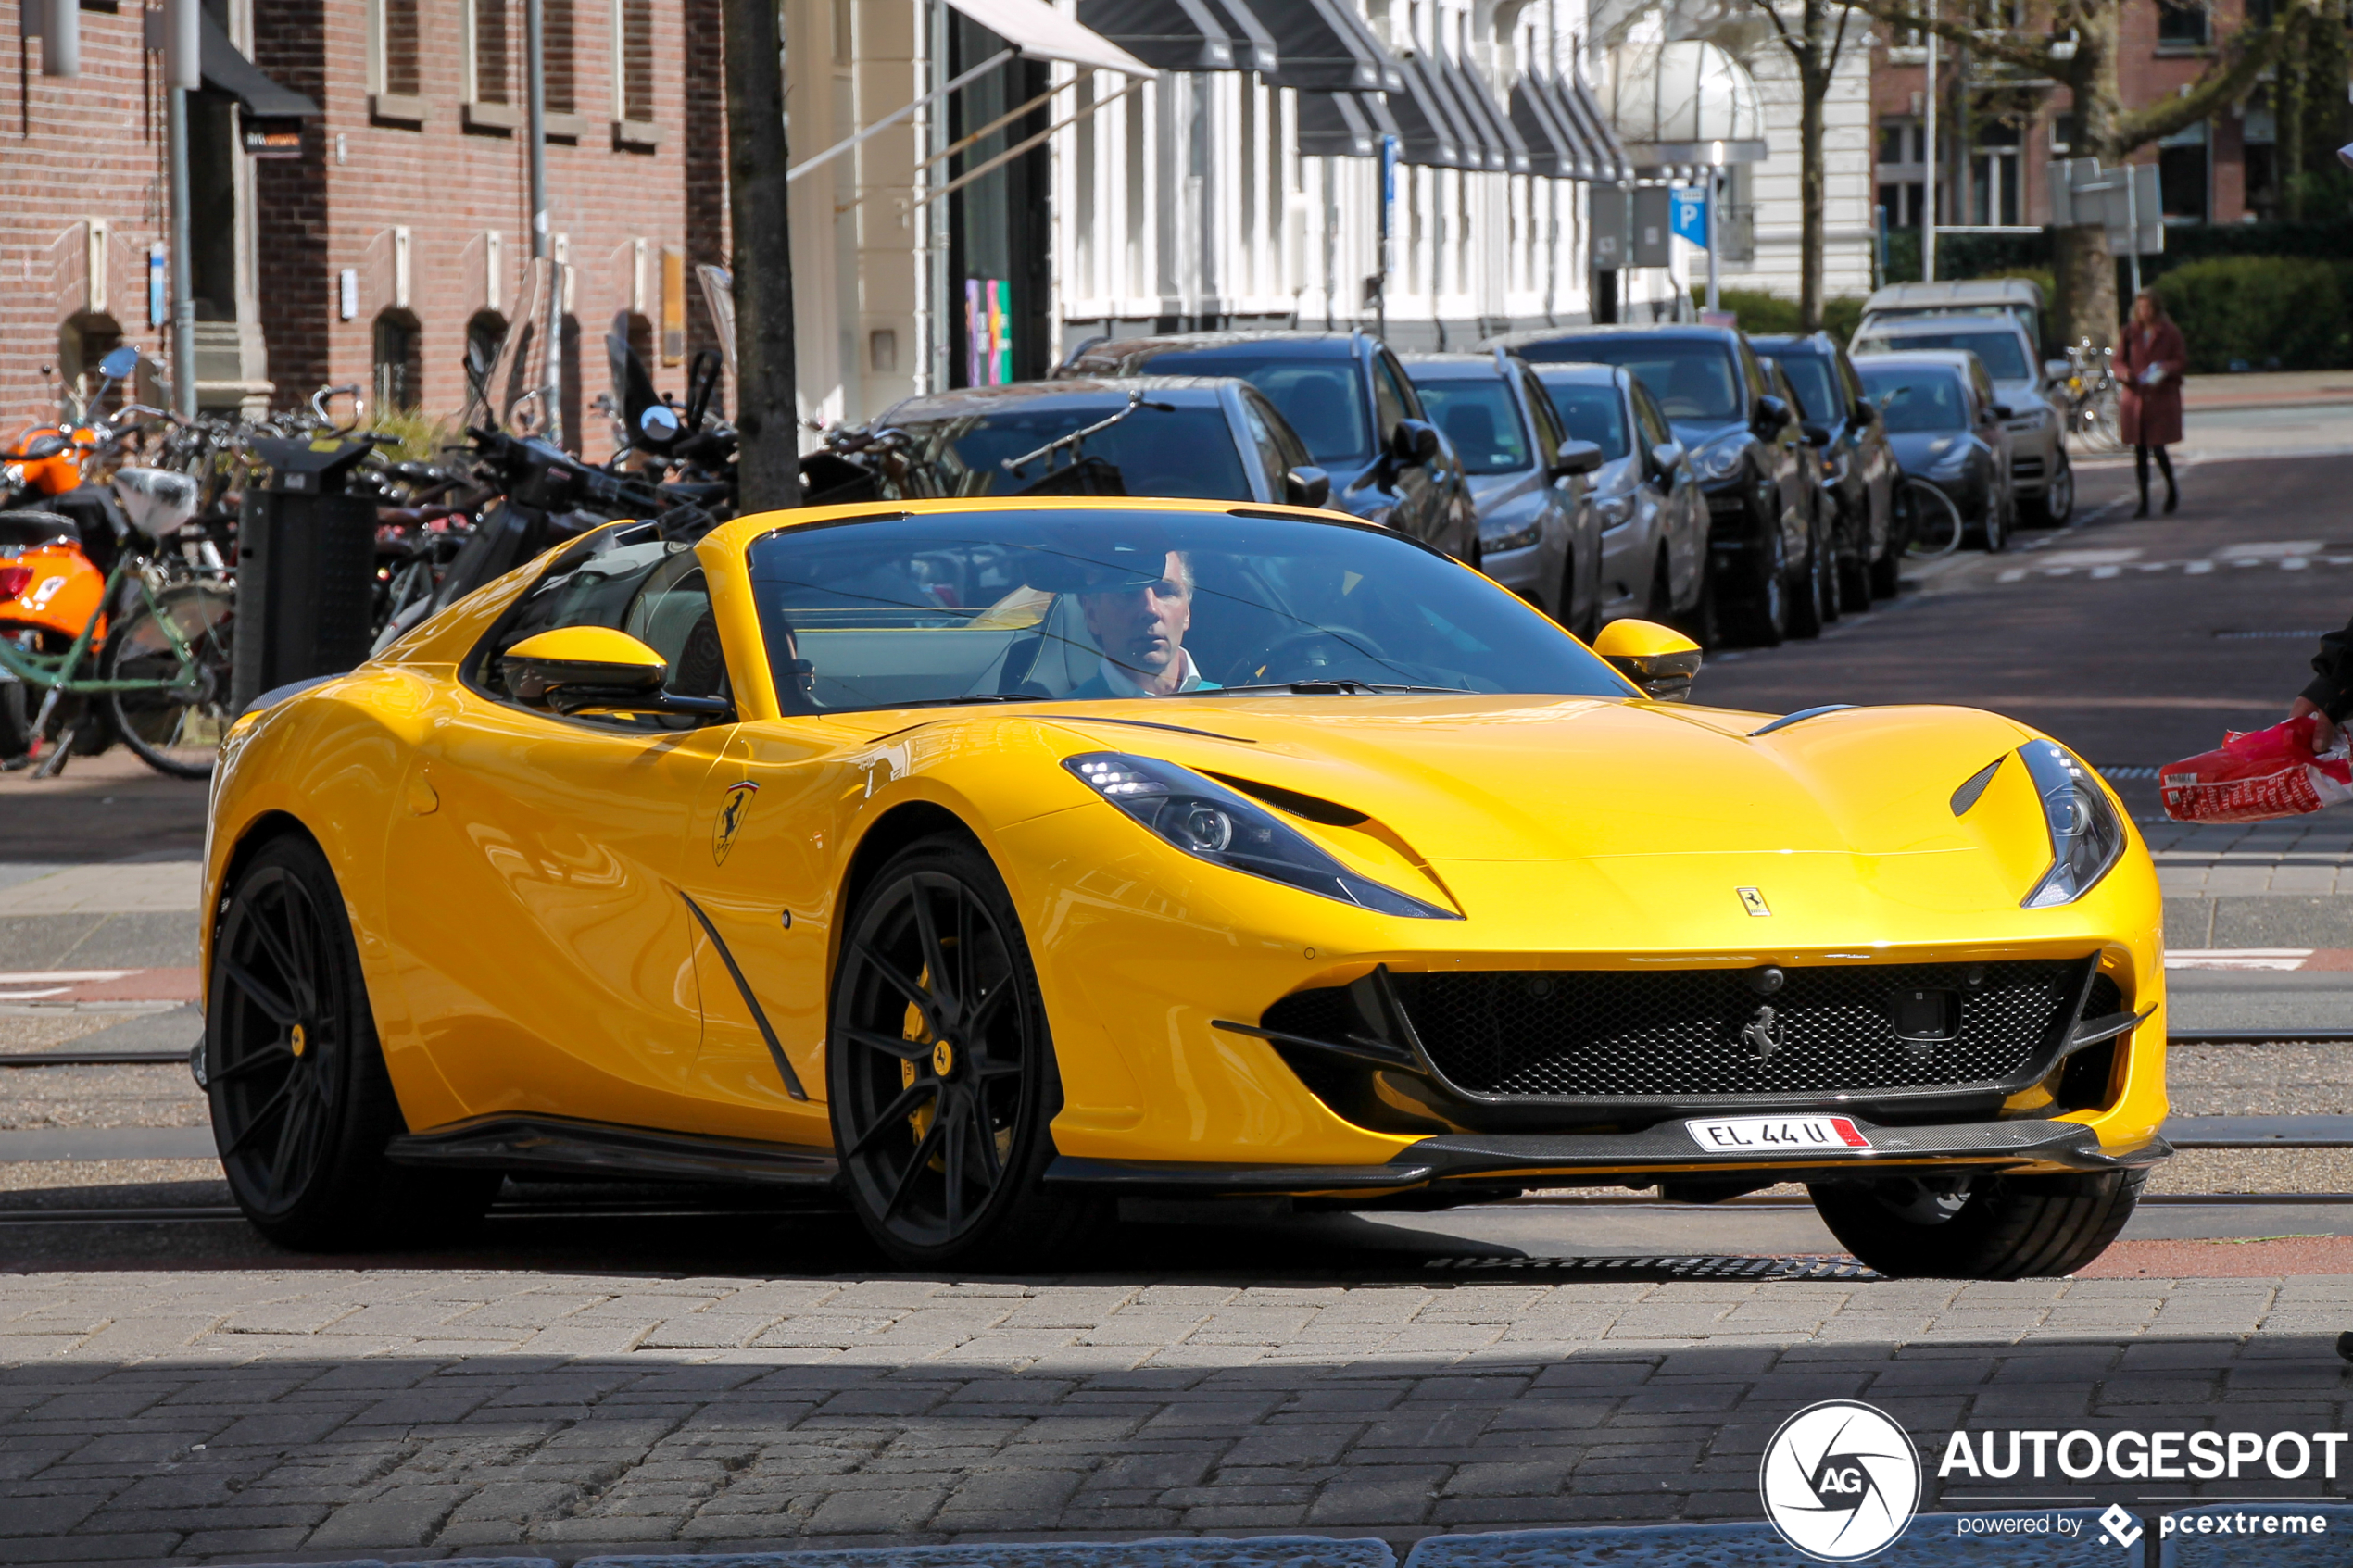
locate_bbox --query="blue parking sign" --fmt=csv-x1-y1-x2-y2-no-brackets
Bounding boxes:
1670,185,1708,248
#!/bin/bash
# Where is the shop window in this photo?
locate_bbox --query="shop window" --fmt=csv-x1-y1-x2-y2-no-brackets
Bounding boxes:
373,310,423,412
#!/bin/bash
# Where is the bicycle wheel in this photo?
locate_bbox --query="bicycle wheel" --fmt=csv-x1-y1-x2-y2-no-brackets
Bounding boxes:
1900,479,1964,560
102,579,235,780
2079,388,2122,454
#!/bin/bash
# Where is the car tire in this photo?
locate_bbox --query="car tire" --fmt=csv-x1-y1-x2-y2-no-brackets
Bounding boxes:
1787,510,1828,641
1645,549,1674,622
1677,554,1722,649
1836,544,1872,615
207,832,499,1249
2028,449,2074,526
830,832,1103,1270
1807,1169,2145,1280
0,677,30,767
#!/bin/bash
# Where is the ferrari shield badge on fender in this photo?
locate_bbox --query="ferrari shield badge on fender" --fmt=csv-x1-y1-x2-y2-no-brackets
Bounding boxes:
713,781,760,865
1738,886,1771,917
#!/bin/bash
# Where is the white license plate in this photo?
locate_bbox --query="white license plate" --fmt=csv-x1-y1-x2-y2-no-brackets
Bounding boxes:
1684,1115,1871,1153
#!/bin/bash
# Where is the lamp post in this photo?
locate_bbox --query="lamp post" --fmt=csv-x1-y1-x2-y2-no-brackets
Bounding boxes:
164,0,198,418
524,0,560,445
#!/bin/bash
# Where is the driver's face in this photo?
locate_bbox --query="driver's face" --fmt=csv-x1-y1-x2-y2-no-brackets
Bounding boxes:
1080,552,1193,686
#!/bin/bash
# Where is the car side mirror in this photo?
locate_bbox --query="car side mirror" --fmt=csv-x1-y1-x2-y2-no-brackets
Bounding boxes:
1591,617,1703,701
1282,465,1332,508
1991,402,2015,420
1389,418,1442,468
504,626,730,718
1649,441,1684,480
1850,400,1879,426
1799,421,1831,447
1551,439,1604,478
1751,394,1789,438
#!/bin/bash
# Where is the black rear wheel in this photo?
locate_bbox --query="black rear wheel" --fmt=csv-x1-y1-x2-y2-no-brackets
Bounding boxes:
1808,1170,2144,1279
830,834,1100,1269
207,833,496,1248
1726,498,1789,648
104,580,234,780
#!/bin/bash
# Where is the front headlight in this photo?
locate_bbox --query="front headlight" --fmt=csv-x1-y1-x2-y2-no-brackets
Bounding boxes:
1594,492,1635,529
2018,740,2127,908
1482,516,1541,553
2007,407,2052,432
1698,440,1746,482
1066,752,1457,919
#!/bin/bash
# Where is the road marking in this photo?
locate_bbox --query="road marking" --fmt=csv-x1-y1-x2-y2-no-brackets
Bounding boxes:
2167,948,2317,971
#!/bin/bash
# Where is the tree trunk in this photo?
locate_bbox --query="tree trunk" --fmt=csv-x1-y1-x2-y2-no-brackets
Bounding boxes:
723,0,799,511
2056,9,2123,350
1797,1,1825,331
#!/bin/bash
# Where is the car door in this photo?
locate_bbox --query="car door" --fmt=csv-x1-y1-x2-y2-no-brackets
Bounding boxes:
1518,364,1592,625
1837,347,1895,564
1741,338,1808,566
1372,346,1469,558
380,526,732,1129
1632,378,1705,610
1969,359,2014,508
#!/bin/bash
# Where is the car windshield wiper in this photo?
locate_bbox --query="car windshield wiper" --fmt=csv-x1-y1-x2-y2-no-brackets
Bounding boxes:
1173,682,1478,696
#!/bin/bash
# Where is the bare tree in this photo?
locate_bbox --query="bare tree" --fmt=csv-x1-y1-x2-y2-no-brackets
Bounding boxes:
723,0,799,509
1749,0,1862,332
1843,0,2318,346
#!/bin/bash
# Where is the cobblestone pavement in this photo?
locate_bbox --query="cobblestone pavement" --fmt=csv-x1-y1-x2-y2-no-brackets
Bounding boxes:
2143,819,2353,899
2,1269,2348,1566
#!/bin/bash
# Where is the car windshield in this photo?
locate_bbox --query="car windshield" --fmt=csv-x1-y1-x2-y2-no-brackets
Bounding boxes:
1413,379,1531,474
1133,351,1373,467
1516,339,1742,423
1856,331,2029,381
885,402,1250,499
742,508,1632,713
1535,376,1630,459
1761,354,1843,422
1857,366,1969,433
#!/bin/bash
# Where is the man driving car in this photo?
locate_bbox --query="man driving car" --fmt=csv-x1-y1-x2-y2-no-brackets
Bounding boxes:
1068,549,1221,697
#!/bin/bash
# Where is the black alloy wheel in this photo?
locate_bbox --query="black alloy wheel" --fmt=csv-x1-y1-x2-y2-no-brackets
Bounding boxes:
207,834,497,1248
2029,449,2075,526
830,834,1099,1268
1807,1170,2145,1279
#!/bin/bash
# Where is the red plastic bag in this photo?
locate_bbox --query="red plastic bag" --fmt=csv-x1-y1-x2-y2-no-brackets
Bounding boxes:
2160,715,2353,823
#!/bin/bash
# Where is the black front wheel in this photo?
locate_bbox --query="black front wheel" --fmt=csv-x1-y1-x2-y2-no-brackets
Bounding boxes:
1725,495,1789,648
829,834,1101,1269
1808,1170,2144,1279
207,833,497,1248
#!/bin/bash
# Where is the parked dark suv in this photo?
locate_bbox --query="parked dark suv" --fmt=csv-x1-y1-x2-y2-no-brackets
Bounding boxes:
1753,332,1901,607
1486,324,1817,646
1059,332,1478,562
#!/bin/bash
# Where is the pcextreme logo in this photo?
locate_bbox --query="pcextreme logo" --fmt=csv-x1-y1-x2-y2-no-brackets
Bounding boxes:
1760,1400,1924,1562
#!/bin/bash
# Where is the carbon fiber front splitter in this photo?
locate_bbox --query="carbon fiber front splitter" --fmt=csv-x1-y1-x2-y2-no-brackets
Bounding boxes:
1042,1114,2170,1195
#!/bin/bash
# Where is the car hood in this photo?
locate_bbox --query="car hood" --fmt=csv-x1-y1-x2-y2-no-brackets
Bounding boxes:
1670,418,1745,452
824,695,2136,951
1886,430,1972,469
1465,468,1542,509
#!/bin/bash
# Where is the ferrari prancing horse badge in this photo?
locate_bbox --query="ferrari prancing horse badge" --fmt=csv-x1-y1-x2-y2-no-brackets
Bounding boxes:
713,780,760,864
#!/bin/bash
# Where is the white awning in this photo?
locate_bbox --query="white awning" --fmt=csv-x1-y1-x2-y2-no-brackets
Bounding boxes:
949,0,1152,76
1602,40,1767,167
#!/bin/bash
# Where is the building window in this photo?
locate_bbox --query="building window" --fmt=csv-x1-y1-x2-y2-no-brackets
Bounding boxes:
2158,121,2210,222
372,0,425,120
1972,119,2021,226
373,310,422,412
612,0,658,144
546,0,577,118
465,0,516,130
2157,0,2209,49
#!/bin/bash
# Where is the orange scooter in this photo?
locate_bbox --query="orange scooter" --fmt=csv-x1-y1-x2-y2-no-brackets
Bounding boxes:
0,511,106,765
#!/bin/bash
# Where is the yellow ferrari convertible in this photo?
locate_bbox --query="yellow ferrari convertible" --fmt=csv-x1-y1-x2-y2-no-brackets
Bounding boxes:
199,497,2167,1277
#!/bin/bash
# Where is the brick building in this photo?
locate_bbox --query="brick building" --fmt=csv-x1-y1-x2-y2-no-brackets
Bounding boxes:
1873,0,2271,253
4,0,717,446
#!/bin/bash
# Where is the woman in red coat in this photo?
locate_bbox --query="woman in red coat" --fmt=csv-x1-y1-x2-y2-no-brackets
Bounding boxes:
2117,289,2187,516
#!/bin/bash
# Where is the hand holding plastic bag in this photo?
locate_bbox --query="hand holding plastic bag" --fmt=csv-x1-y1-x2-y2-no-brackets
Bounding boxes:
2160,715,2353,823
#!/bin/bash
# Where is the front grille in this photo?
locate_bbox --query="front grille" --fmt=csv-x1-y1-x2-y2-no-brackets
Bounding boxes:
2012,456,2046,479
1263,960,2090,1103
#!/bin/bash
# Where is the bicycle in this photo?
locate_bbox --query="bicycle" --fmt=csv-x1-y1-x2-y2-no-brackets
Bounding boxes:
2056,339,2121,454
0,407,234,780
1897,477,1966,560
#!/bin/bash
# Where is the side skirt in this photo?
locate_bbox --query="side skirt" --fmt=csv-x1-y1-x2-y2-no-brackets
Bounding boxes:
387,1113,840,1188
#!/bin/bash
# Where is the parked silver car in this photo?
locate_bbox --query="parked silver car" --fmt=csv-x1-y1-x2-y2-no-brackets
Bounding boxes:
1848,313,2072,525
1859,279,2045,358
1399,352,1605,634
1527,361,1710,633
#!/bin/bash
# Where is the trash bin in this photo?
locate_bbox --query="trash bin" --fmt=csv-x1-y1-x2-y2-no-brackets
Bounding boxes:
230,436,379,716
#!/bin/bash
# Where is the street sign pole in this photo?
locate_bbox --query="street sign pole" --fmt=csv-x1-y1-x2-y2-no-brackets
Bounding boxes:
1705,167,1719,314
1923,0,1938,282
